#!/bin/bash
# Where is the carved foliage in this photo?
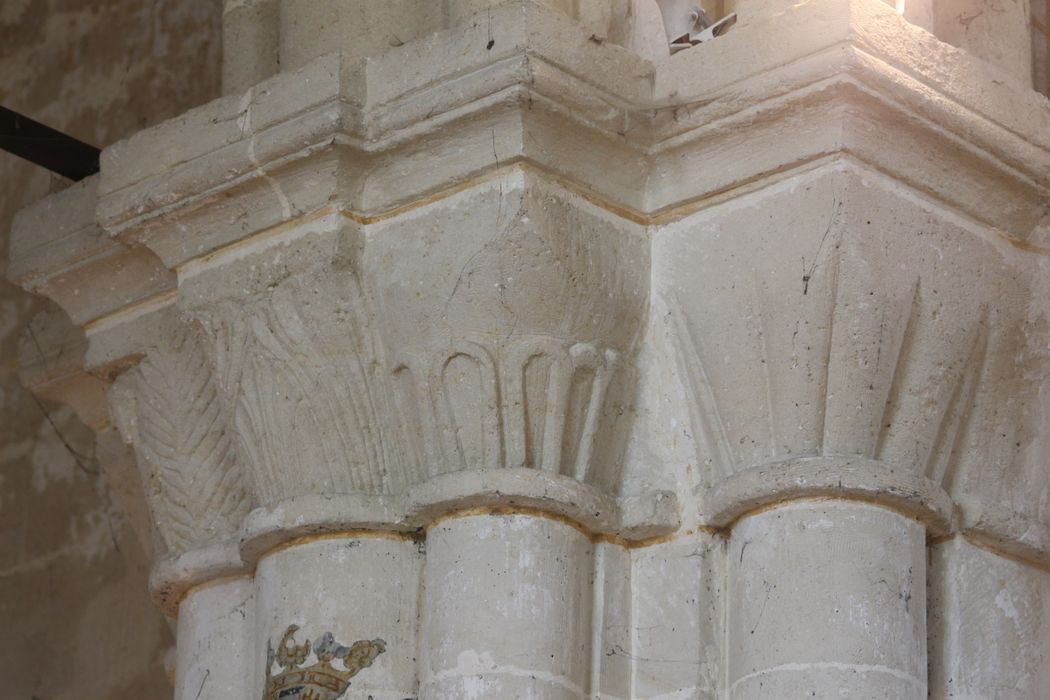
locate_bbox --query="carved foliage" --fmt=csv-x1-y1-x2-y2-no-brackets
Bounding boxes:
669,282,989,491
368,174,648,490
205,270,402,504
663,174,1005,493
197,263,622,502
390,337,619,484
126,322,251,554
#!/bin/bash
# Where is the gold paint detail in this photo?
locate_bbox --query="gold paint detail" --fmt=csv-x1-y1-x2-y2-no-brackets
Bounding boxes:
160,154,1047,289
958,532,1050,576
177,204,338,277
180,574,252,605
423,505,715,549
264,625,386,700
339,158,530,225
257,529,423,563
997,233,1050,257
82,289,177,335
336,159,651,227
250,511,703,564
722,494,946,533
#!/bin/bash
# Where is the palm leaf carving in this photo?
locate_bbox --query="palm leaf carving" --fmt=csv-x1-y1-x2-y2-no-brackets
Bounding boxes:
212,271,402,504
133,323,251,553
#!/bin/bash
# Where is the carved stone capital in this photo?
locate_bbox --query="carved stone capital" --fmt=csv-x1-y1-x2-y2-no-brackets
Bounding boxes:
8,0,1049,621
108,316,251,558
652,160,1048,560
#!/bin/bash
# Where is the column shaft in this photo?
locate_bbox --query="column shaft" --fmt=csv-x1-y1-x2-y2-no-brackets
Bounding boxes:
925,0,1034,86
253,535,423,700
420,513,594,699
928,537,1050,698
279,0,446,72
727,500,927,699
174,576,254,700
726,0,1033,87
222,0,279,94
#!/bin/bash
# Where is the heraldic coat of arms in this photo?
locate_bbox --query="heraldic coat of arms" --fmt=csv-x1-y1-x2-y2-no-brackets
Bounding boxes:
263,624,386,700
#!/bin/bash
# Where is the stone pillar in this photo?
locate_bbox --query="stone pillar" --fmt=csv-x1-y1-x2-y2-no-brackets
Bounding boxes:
421,514,593,698
252,535,421,699
897,0,935,32
727,502,926,698
1035,0,1049,93
928,537,1050,698
8,0,1049,698
277,0,635,73
924,0,1034,85
448,0,575,26
278,0,446,72
174,577,254,700
723,0,1034,87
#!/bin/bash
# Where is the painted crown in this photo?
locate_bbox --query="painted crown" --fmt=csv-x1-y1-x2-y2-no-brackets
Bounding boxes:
263,624,386,700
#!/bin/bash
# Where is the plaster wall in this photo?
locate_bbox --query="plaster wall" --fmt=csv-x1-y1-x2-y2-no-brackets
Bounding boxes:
1036,0,1050,93
0,1,221,698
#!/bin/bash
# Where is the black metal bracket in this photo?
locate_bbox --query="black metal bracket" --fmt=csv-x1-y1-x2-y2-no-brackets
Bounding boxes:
0,105,100,181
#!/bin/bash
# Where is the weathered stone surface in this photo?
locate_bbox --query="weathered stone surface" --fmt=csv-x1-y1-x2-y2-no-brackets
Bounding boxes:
7,0,1050,698
727,501,927,698
421,514,593,699
174,576,254,700
8,176,174,327
109,318,251,556
222,0,279,95
928,537,1050,699
629,532,725,698
254,536,421,699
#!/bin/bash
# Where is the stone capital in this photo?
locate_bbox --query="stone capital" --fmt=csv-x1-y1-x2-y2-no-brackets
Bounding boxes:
7,1,1050,696
11,0,1049,583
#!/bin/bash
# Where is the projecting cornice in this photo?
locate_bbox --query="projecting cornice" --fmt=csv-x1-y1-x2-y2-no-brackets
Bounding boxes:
8,176,174,328
25,0,1036,343
92,0,1050,264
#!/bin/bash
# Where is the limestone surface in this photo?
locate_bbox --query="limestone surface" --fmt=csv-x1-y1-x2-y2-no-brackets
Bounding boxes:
7,1,1050,699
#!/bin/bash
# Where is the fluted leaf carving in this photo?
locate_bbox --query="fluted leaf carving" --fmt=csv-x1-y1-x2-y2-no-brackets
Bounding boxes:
132,323,251,553
204,270,403,504
369,175,648,489
660,171,1019,504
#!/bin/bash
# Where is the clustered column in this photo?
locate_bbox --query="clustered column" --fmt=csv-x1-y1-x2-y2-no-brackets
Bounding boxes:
7,1,1050,699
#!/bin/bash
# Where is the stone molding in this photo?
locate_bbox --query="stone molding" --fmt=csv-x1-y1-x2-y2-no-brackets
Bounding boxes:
9,175,174,328
701,456,957,534
93,0,1050,254
7,0,1050,621
150,472,679,616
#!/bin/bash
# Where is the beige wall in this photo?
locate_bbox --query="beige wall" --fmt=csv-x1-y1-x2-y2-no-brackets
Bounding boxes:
1035,0,1050,93
0,1,221,698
